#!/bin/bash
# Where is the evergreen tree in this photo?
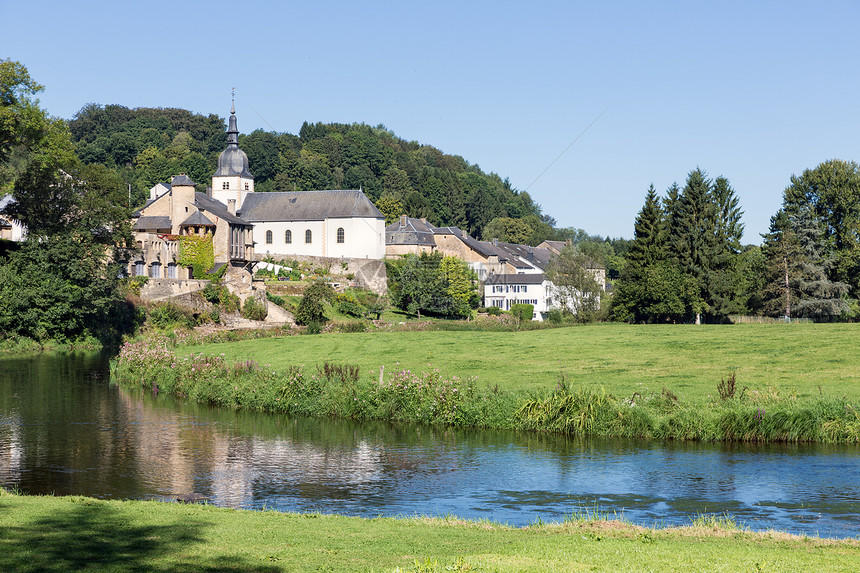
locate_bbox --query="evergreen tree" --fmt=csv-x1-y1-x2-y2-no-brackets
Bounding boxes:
791,207,851,319
761,210,804,318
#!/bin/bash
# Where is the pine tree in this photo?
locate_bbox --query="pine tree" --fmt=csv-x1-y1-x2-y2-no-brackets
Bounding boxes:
761,210,804,318
791,207,851,319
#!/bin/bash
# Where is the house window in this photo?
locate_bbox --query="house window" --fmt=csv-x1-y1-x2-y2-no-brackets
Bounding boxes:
305,229,312,244
285,230,292,244
337,227,345,244
265,230,273,244
244,182,249,190
149,262,161,278
167,263,177,279
223,182,229,189
134,261,145,276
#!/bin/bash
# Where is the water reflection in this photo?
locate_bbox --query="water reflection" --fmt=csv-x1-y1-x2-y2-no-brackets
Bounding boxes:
1,352,859,538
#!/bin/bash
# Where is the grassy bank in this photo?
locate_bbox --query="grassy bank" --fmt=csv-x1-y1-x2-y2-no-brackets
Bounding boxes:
115,326,860,442
178,322,860,401
1,491,857,572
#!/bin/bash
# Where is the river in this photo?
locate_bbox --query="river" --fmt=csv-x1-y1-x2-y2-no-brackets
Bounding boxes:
1,351,858,538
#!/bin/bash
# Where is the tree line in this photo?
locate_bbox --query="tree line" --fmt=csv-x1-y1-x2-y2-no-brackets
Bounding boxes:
67,104,612,246
610,161,860,323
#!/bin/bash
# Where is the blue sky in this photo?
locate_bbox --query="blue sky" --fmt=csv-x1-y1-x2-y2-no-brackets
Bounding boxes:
3,0,859,242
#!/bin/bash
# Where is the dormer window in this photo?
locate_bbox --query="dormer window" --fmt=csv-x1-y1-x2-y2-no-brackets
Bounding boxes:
222,182,229,189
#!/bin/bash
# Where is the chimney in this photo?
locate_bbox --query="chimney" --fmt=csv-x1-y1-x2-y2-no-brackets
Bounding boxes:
400,214,407,227
206,185,213,198
492,238,498,246
227,199,237,216
527,246,535,261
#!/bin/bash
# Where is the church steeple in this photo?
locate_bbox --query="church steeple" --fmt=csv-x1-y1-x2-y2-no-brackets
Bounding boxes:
211,92,254,207
226,92,239,147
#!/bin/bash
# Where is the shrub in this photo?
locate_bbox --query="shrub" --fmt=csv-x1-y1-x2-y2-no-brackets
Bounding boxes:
148,303,196,329
219,289,241,313
510,303,534,322
546,309,564,324
241,296,268,321
267,292,286,307
295,282,334,326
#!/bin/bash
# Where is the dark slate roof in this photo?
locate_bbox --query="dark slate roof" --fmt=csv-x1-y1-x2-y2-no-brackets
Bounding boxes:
194,193,250,226
171,174,197,186
386,216,436,246
238,190,383,222
493,242,554,271
484,273,547,285
539,240,568,254
180,211,215,227
430,226,507,259
133,216,172,231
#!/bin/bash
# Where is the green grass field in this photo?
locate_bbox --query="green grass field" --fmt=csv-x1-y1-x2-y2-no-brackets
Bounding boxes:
1,492,857,572
184,323,860,404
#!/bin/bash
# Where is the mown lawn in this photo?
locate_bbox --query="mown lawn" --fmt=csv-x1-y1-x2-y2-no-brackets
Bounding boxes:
1,492,857,572
183,323,860,403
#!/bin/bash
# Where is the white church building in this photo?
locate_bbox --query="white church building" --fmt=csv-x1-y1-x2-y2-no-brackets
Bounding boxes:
210,102,385,260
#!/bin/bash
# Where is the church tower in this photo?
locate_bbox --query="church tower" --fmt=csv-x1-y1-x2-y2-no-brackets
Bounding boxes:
211,99,254,208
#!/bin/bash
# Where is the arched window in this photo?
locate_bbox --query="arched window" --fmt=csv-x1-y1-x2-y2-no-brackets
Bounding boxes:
305,229,312,244
265,230,273,244
337,227,345,244
285,230,292,244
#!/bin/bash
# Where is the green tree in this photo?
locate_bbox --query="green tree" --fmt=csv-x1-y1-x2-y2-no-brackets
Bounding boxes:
295,282,334,326
782,159,860,295
612,184,703,323
481,217,533,244
386,252,475,318
545,245,603,316
375,195,405,225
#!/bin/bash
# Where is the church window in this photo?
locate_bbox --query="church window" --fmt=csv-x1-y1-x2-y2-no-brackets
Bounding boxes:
337,227,345,244
223,182,230,189
305,229,312,244
265,230,273,244
285,230,292,244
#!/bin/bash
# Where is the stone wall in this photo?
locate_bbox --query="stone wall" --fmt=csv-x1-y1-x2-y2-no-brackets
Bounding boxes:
139,279,210,302
253,253,388,295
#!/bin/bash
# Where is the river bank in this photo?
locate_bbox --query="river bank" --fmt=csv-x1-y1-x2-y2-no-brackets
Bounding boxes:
114,325,860,443
1,490,857,572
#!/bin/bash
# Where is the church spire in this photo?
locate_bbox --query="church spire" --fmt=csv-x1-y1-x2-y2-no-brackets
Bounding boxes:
227,87,239,146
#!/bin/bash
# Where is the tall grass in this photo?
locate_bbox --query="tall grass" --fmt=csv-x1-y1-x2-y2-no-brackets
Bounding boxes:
114,340,517,429
114,341,860,443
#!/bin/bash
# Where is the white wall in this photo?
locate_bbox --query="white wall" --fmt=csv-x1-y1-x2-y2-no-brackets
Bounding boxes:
484,280,552,320
252,217,385,260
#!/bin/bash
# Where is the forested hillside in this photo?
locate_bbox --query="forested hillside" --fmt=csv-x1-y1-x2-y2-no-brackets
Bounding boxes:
68,104,579,246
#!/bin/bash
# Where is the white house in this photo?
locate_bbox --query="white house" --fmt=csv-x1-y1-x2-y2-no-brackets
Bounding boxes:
484,273,553,320
0,194,26,241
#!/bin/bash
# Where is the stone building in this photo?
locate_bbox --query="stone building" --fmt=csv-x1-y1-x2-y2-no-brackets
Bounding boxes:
130,174,254,278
